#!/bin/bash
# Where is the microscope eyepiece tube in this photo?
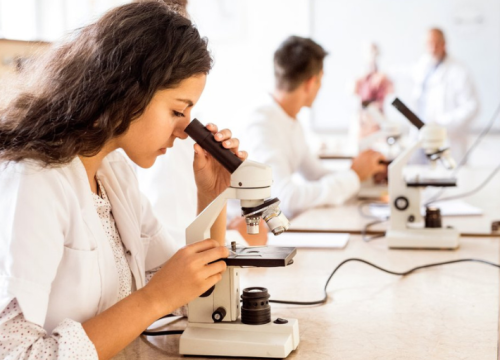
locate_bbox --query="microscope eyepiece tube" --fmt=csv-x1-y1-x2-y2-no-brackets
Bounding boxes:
184,119,243,174
392,98,425,130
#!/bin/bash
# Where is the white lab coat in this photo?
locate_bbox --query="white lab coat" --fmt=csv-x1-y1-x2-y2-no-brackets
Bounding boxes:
0,151,178,333
412,54,479,161
135,139,197,247
242,96,360,218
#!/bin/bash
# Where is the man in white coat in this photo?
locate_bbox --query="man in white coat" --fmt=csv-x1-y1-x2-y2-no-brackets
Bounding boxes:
242,36,386,218
413,28,479,162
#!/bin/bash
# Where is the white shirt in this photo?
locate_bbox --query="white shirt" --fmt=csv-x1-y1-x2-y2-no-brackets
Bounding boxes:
413,54,479,161
0,151,178,335
242,96,360,218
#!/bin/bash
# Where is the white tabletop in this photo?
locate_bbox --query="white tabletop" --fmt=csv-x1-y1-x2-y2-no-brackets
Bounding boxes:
114,235,500,360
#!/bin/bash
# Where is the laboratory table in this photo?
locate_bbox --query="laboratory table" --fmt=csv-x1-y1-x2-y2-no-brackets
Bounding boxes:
290,166,500,237
114,235,500,360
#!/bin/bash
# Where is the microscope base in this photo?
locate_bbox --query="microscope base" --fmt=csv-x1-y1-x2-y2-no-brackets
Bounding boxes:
386,228,460,249
179,319,299,358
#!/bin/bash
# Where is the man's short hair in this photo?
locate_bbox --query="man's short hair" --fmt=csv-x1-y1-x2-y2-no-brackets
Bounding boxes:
274,36,328,92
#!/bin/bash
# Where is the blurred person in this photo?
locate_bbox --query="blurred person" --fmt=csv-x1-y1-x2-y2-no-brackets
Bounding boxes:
242,36,386,218
354,43,394,138
412,28,479,162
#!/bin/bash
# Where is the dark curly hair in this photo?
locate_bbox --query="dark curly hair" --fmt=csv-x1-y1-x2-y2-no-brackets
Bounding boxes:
0,1,212,165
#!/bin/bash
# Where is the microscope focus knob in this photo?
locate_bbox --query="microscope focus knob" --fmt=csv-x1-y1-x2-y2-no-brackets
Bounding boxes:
394,196,409,211
212,307,227,322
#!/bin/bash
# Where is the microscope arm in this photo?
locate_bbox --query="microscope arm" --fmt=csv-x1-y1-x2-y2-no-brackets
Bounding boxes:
388,139,422,185
186,187,236,246
388,139,424,229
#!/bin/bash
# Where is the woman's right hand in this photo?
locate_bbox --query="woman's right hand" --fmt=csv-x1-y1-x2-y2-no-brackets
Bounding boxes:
142,239,229,317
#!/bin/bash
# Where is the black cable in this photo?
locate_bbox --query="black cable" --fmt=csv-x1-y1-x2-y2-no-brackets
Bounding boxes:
142,330,184,336
453,102,500,171
361,218,387,242
425,101,500,205
357,201,388,241
141,314,185,336
140,258,500,333
426,161,500,205
269,258,500,306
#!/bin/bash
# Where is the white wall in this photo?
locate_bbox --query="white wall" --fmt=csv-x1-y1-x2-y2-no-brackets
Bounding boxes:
0,0,130,42
311,0,500,132
188,0,312,136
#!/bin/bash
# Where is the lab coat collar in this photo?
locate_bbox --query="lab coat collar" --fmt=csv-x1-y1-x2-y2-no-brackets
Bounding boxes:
420,54,453,85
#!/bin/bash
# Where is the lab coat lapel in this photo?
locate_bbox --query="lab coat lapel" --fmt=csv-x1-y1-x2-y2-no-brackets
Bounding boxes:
63,157,119,313
97,157,146,290
427,59,447,88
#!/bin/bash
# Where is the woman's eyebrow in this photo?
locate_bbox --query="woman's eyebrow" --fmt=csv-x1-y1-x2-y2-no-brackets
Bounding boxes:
176,98,194,107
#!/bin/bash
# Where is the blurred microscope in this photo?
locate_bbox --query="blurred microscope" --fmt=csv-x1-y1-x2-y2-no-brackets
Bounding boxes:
386,99,459,249
358,101,402,199
359,100,403,159
179,119,299,358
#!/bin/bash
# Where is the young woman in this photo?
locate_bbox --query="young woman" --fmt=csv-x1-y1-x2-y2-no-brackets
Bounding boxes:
0,2,246,359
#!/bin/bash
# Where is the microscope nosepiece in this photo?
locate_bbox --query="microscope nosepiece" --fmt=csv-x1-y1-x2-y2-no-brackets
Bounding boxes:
241,198,290,236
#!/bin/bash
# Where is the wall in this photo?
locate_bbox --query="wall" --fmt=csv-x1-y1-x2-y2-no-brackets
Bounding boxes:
311,0,500,132
0,0,130,42
187,0,312,136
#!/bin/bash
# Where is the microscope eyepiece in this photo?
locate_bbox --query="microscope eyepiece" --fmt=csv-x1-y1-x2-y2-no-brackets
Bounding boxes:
184,119,243,174
392,98,425,129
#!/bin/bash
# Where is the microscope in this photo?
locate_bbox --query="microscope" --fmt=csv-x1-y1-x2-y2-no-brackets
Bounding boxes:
385,99,459,249
178,119,300,358
358,101,403,199
359,100,402,160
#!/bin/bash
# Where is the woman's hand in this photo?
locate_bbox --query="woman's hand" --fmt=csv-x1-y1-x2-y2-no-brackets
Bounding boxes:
193,123,247,205
142,239,229,318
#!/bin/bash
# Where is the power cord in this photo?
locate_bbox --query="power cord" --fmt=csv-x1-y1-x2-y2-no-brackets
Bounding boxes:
425,102,500,205
269,258,500,306
142,330,184,336
142,258,500,335
142,314,185,337
426,161,500,205
361,218,387,242
357,201,389,241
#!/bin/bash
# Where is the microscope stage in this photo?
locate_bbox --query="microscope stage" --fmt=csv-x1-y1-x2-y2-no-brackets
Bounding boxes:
406,177,457,187
224,246,297,267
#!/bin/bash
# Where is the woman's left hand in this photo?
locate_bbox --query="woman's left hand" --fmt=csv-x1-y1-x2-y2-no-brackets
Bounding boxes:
193,123,247,205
